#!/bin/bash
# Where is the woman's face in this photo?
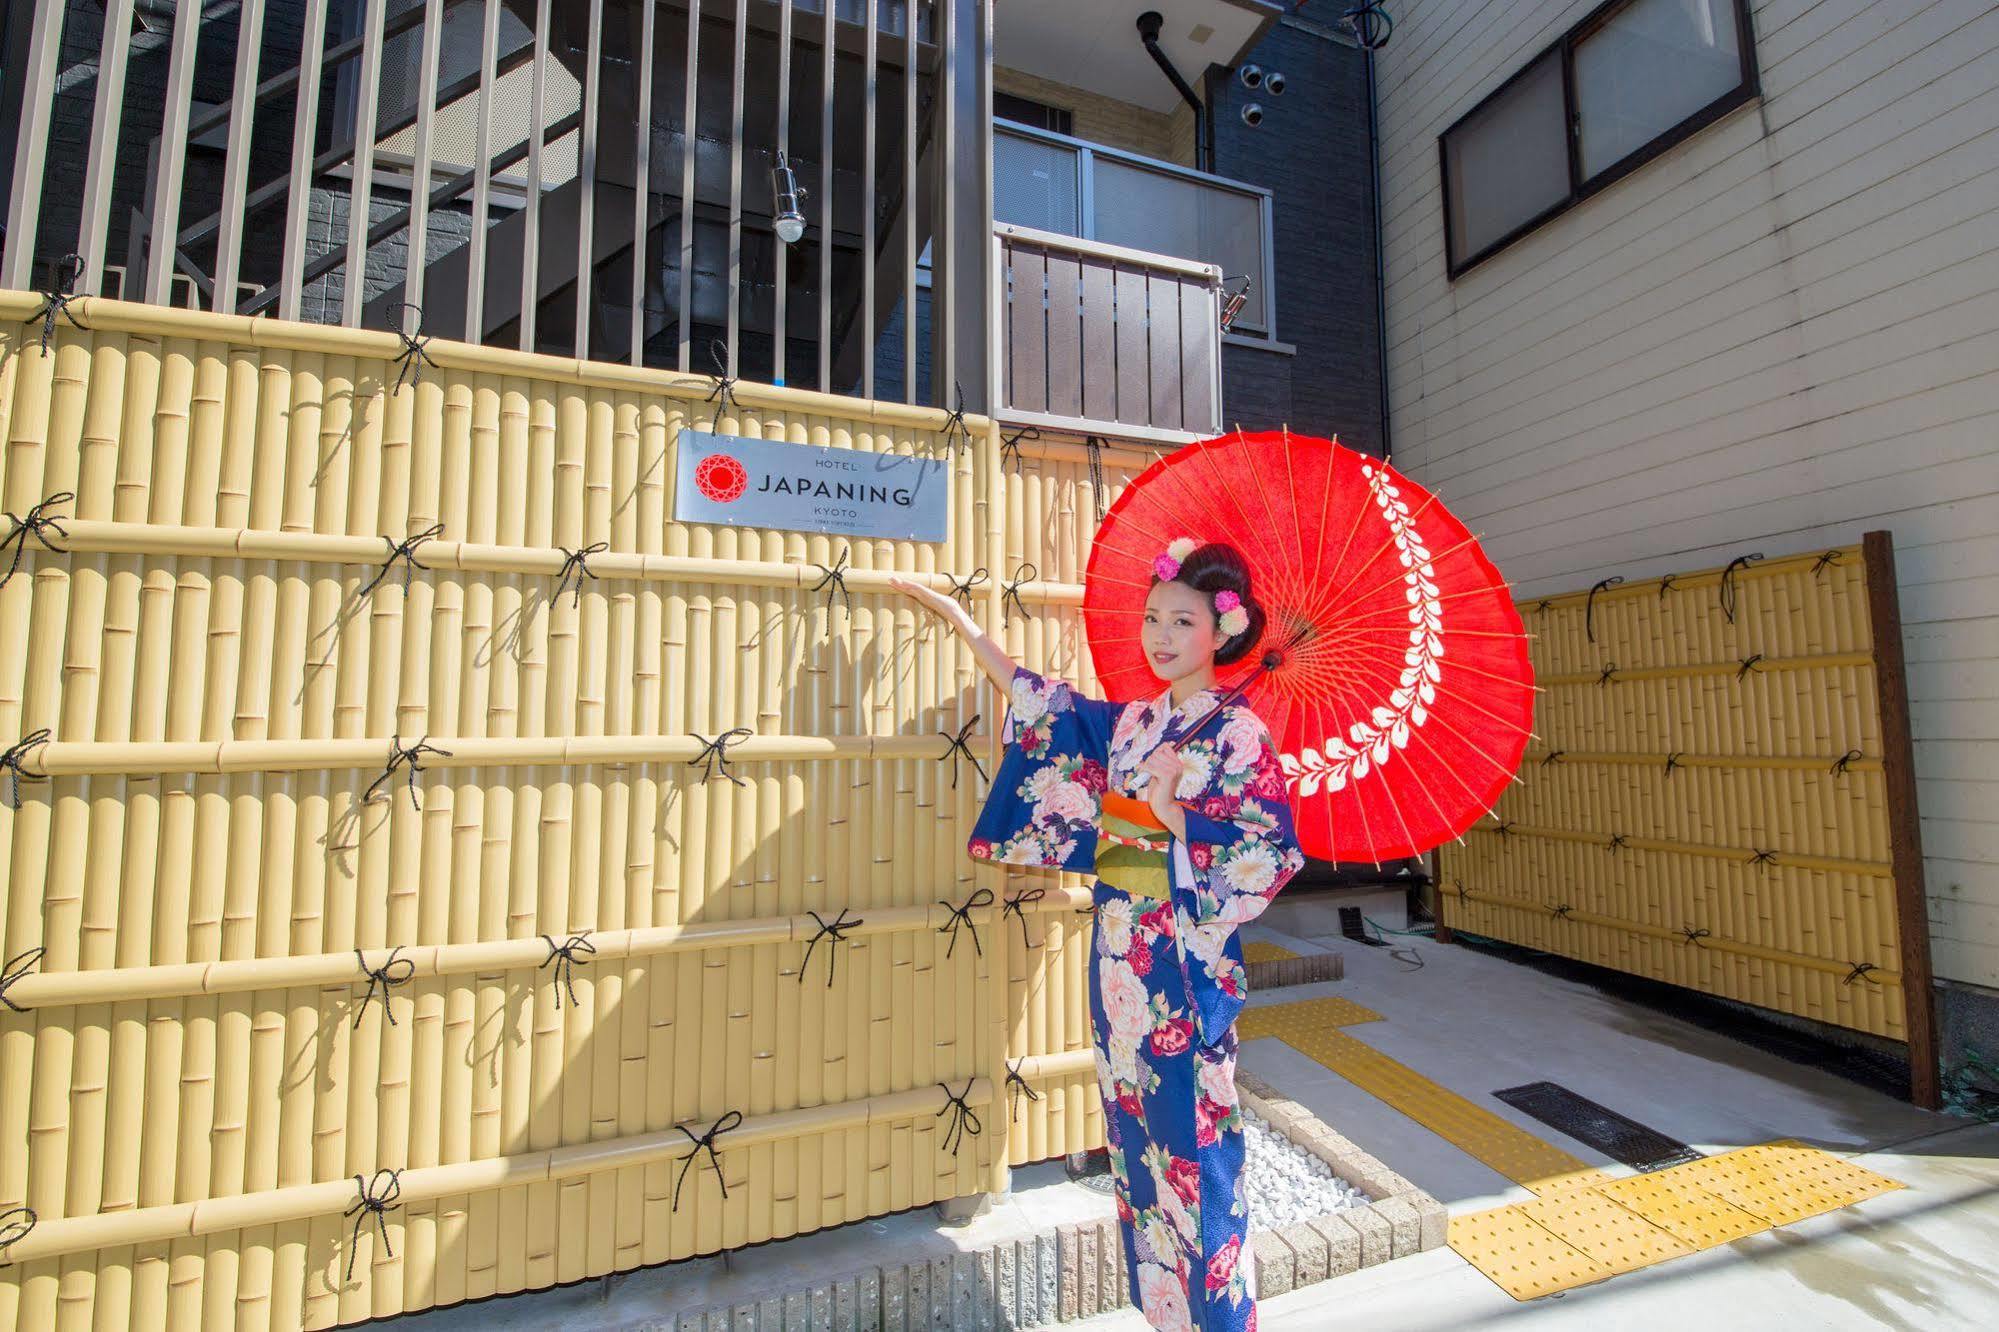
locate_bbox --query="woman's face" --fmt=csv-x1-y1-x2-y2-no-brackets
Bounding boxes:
1142,580,1222,684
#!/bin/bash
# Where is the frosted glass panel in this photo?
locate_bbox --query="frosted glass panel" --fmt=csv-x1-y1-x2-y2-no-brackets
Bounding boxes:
1092,160,1266,332
1442,51,1568,264
1576,0,1743,179
994,132,1081,234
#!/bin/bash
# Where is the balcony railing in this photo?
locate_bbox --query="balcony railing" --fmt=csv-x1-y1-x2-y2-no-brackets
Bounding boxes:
993,120,1275,339
994,224,1222,443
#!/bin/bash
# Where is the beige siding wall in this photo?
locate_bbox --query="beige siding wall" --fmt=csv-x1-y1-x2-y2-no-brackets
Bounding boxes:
1376,0,1999,989
995,66,1188,163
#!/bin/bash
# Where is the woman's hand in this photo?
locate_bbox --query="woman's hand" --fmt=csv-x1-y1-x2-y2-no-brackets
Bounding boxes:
887,575,1020,693
888,575,972,630
1138,744,1189,836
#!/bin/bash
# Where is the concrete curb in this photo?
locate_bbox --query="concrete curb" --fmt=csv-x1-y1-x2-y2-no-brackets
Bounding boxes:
1243,951,1344,991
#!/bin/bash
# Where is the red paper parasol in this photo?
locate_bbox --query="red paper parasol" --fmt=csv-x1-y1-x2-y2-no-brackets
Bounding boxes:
1083,430,1532,865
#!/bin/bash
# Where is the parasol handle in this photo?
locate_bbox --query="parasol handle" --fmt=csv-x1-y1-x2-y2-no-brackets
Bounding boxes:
1169,622,1313,753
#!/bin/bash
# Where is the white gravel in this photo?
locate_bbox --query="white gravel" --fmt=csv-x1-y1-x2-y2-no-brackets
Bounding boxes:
1242,1108,1366,1230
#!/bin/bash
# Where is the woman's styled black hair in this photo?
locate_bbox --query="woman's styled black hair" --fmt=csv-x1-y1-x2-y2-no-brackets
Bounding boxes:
1153,542,1267,667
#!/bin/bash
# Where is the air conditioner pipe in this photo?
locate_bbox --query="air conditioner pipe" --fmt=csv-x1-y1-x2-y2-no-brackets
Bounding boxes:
1136,11,1212,173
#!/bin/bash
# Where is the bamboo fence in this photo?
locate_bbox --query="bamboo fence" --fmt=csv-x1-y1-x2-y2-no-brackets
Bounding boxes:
1437,540,1937,1105
0,296,1108,1328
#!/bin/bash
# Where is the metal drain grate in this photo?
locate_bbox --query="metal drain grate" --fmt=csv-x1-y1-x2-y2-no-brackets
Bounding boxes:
1491,1082,1704,1173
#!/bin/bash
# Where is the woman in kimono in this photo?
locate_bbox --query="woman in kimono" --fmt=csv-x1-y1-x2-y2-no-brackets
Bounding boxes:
891,540,1305,1332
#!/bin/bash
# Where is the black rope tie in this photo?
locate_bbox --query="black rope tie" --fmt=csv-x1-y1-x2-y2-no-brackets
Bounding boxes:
938,715,988,789
352,947,415,1028
1539,750,1565,768
1083,435,1107,524
940,381,972,454
1842,961,1882,987
936,1078,982,1157
1004,888,1047,952
1492,820,1515,840
1002,563,1036,629
365,733,452,810
1736,653,1765,681
1664,752,1685,779
1596,663,1618,688
0,1205,35,1265
1608,834,1629,851
357,523,445,600
947,567,989,608
1005,1059,1042,1123
811,547,853,619
1000,426,1039,474
1748,848,1779,870
1680,926,1711,948
540,932,596,1009
690,728,753,787
703,338,741,418
345,1169,404,1283
938,888,995,959
1832,750,1863,776
552,542,608,608
1453,878,1470,906
1584,576,1624,644
1550,903,1574,920
1534,599,1552,614
1,946,46,1013
1811,550,1842,579
672,1109,744,1211
1,491,73,589
800,908,864,988
1718,552,1764,624
386,303,437,392
27,254,88,354
1,729,51,810
1658,573,1679,601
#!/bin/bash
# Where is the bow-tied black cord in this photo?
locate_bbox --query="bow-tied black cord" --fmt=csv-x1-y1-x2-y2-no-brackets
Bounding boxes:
389,303,437,393
1659,573,1678,601
1003,888,1047,951
703,338,741,417
1,946,45,1013
811,547,853,618
1832,749,1863,776
352,947,415,1028
1596,663,1618,688
1005,1059,1042,1123
1453,878,1470,906
938,715,988,789
540,932,596,1009
0,1205,35,1264
1,729,51,810
1492,820,1515,840
1002,563,1036,628
1680,926,1711,948
1585,576,1624,644
1664,752,1684,778
365,733,452,810
357,523,445,600
1608,833,1629,851
0,491,73,589
800,907,864,987
938,888,995,959
936,1078,982,1157
1539,750,1565,767
1736,653,1765,681
1748,848,1779,869
690,728,753,786
1719,552,1764,623
1533,599,1552,614
1000,426,1039,474
1083,436,1107,524
1843,961,1882,987
553,542,608,608
947,567,989,607
27,255,88,354
1550,903,1574,920
1811,550,1842,579
672,1109,744,1211
940,381,972,453
344,1169,404,1283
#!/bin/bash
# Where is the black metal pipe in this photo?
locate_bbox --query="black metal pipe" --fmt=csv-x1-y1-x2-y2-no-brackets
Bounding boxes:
1136,11,1209,172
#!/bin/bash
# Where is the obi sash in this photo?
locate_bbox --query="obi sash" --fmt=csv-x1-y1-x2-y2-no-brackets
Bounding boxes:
1095,791,1172,900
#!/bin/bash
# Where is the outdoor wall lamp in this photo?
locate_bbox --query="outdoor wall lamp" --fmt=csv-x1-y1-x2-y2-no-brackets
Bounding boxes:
771,153,808,244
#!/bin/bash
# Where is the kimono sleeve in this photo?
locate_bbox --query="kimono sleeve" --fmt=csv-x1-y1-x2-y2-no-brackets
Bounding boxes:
1176,717,1306,927
966,666,1120,873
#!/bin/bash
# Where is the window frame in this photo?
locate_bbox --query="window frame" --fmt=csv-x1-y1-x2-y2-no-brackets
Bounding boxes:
1439,0,1760,281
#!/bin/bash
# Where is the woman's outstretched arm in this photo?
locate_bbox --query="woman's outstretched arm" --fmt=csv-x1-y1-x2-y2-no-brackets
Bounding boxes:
888,577,1019,694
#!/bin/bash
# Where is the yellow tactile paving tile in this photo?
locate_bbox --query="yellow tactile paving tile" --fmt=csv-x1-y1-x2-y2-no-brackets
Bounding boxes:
1516,1187,1695,1276
1238,993,1383,1033
1669,1141,1903,1228
1593,1169,1768,1249
1240,940,1300,964
1447,1206,1611,1300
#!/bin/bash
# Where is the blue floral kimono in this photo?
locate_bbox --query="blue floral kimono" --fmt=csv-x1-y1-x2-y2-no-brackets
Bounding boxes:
970,667,1305,1332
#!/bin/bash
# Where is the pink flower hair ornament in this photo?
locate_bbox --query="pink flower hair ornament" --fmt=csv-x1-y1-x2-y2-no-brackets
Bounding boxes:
1152,537,1200,582
1213,589,1250,640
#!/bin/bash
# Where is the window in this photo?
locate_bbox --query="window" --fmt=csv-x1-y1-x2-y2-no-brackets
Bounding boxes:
995,90,1074,138
1440,0,1758,279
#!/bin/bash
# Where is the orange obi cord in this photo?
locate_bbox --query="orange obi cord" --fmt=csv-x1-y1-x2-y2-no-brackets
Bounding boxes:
1100,790,1167,831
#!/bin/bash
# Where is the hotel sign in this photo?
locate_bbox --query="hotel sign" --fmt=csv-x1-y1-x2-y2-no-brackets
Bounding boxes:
674,429,950,543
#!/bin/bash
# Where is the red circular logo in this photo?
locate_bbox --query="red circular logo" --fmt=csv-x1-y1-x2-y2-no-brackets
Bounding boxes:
695,453,749,503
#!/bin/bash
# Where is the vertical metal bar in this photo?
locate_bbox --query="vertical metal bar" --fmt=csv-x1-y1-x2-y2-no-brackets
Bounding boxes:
343,0,389,326
143,0,204,305
521,0,551,349
935,0,954,401
77,0,137,293
212,0,269,310
863,0,878,399
818,0,834,392
630,0,657,367
773,0,792,386
0,0,63,290
903,0,917,404
465,0,503,341
575,0,604,361
278,0,331,321
677,0,701,371
403,0,447,325
1077,147,1094,239
726,0,748,378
